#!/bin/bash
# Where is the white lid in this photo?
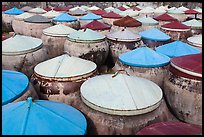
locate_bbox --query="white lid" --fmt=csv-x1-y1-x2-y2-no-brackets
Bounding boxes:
69,6,85,12
42,10,61,18
119,9,139,17
178,6,189,11
154,7,167,14
187,34,202,48
139,6,155,13
88,6,100,10
28,7,47,14
14,12,34,20
81,73,163,116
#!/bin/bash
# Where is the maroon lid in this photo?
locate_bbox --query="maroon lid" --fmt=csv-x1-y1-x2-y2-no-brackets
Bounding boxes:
90,9,107,15
161,21,190,30
131,6,141,11
185,9,199,14
154,13,178,21
113,15,142,27
170,53,202,80
102,11,122,19
43,8,52,11
137,121,202,135
81,20,111,30
117,6,126,11
54,7,70,12
2,6,8,11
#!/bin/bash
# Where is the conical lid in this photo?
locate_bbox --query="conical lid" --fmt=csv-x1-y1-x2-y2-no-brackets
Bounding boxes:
137,16,159,25
118,6,126,11
4,7,24,15
139,7,154,13
90,9,107,15
69,8,87,15
187,34,202,47
41,10,61,19
106,28,141,42
178,6,189,11
119,46,170,67
43,24,76,36
79,12,102,20
104,7,115,13
155,40,201,58
81,20,111,30
53,12,77,22
21,6,33,12
2,35,43,55
102,11,122,19
153,13,177,21
80,73,163,116
14,12,34,20
68,28,105,42
119,9,139,17
2,6,8,11
131,6,141,11
185,9,199,14
122,4,130,9
34,54,96,79
154,7,167,14
139,28,170,41
182,19,202,28
80,5,89,11
24,14,51,23
113,15,142,27
69,6,84,12
168,8,184,14
53,7,70,12
2,97,87,135
193,7,202,13
111,8,123,14
161,21,190,30
43,7,52,12
28,7,47,14
88,6,100,11
2,70,29,105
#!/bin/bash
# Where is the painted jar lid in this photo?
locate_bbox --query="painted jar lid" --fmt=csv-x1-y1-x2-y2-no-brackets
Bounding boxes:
137,16,159,26
34,54,97,80
106,28,141,42
170,53,202,80
69,6,84,12
80,73,163,116
156,40,201,58
131,6,141,11
168,8,184,14
178,6,189,11
81,20,111,30
79,12,102,20
43,24,76,37
119,9,139,17
24,14,51,23
43,7,52,12
2,35,43,55
88,6,100,11
161,21,190,31
80,5,89,11
117,6,127,11
53,7,70,12
137,121,202,135
53,12,77,22
187,34,202,48
113,15,142,27
2,70,29,105
14,12,34,20
2,97,87,135
185,9,200,14
28,7,47,14
119,46,170,68
153,13,177,21
182,19,202,28
2,6,8,12
69,8,87,16
20,6,33,12
68,28,105,43
90,9,107,16
109,8,122,14
193,7,202,13
154,7,167,14
101,11,122,19
139,7,155,13
41,10,61,19
4,7,24,15
139,28,171,41
104,7,115,13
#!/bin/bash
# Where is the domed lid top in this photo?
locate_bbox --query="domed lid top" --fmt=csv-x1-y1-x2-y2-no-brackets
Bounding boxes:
185,9,199,14
43,24,76,36
182,19,202,28
41,10,61,18
155,40,201,58
137,16,159,25
119,9,139,17
43,7,52,12
101,11,122,19
113,15,142,27
119,46,170,67
2,70,29,105
171,53,202,77
139,28,171,41
28,7,47,14
79,12,102,20
193,7,202,13
154,7,167,13
14,12,34,20
4,7,24,15
131,6,141,11
161,21,190,30
136,121,202,135
178,6,189,11
2,35,43,55
34,54,97,78
80,5,89,11
53,12,77,22
81,20,111,30
68,28,105,42
69,6,84,12
20,6,33,12
122,4,130,9
156,5,168,11
24,14,51,23
80,73,163,116
106,28,141,42
104,7,115,12
69,8,87,15
168,8,184,14
88,6,100,11
2,97,87,135
117,6,127,11
90,9,107,15
2,6,8,11
187,34,202,47
53,7,70,12
153,13,177,21
139,6,155,13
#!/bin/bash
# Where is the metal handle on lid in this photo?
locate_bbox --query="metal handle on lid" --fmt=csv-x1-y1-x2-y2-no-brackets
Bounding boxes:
112,69,130,78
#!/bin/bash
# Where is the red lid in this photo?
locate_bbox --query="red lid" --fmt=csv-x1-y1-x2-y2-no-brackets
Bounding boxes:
2,6,8,11
81,20,111,30
113,15,142,27
90,9,107,15
43,8,52,11
131,6,141,11
54,7,70,11
102,11,122,19
185,9,199,14
161,21,190,30
154,13,178,21
137,121,202,135
170,53,202,80
117,6,126,11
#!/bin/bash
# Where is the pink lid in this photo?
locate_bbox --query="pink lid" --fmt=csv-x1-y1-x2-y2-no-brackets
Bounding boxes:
90,9,107,15
117,6,126,11
161,21,190,29
81,20,111,30
154,13,177,21
185,9,199,14
102,11,122,19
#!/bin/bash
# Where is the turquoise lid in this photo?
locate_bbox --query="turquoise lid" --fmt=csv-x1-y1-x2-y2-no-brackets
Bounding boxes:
137,16,159,26
79,12,102,20
53,12,77,22
4,7,24,15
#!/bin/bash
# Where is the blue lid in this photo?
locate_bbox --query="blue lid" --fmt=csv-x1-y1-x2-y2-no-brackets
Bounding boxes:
119,46,170,68
4,7,24,15
139,28,171,41
2,97,87,135
2,70,29,105
79,12,102,20
53,12,77,22
155,40,201,58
